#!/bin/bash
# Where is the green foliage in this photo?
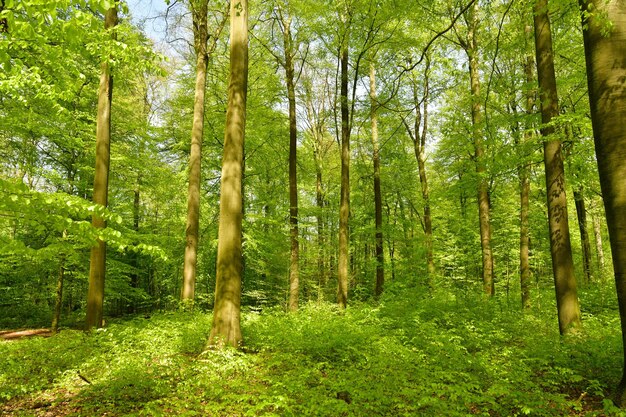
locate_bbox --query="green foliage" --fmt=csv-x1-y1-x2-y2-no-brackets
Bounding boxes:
1,287,622,416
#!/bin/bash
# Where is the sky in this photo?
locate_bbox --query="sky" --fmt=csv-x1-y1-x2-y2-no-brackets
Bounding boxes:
126,0,170,44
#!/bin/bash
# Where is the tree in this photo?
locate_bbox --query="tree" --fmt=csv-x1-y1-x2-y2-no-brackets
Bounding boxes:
209,0,248,348
369,62,384,296
573,189,592,283
181,0,210,303
86,5,118,330
520,23,535,309
337,2,351,309
459,1,495,296
281,6,301,312
257,1,303,311
579,0,626,404
403,58,435,282
533,0,581,334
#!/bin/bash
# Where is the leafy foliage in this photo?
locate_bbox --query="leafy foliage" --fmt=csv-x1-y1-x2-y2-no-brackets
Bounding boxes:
1,287,622,416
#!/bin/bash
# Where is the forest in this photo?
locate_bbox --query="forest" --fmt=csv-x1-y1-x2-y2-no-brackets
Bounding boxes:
1,0,626,415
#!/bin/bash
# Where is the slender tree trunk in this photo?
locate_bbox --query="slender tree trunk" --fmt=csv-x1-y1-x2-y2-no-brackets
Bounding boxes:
370,63,384,297
86,6,117,330
520,27,534,309
128,178,140,313
209,0,247,348
533,0,581,334
52,254,65,333
280,14,300,312
303,80,328,299
592,210,605,274
574,189,592,284
404,67,435,283
579,0,626,404
465,3,494,296
419,67,435,280
182,0,209,303
316,165,325,299
337,36,350,309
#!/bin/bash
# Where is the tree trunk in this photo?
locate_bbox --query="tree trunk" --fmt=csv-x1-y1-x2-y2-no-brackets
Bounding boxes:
579,0,626,404
592,210,605,274
316,165,325,299
86,6,117,330
129,178,140,313
370,63,384,297
574,189,592,284
52,254,65,333
182,0,209,303
337,36,350,309
281,13,300,312
209,0,247,348
465,2,494,296
533,0,581,334
419,65,435,280
520,27,534,309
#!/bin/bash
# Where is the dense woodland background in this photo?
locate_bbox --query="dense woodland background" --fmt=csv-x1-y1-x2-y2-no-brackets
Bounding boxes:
1,0,626,415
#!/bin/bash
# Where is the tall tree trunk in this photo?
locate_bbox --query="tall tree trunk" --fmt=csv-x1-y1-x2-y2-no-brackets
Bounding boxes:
403,68,435,283
520,26,535,309
280,12,300,312
209,0,247,348
86,6,117,330
592,210,605,274
574,189,592,284
464,2,494,296
52,250,65,333
533,0,581,334
182,0,209,303
370,63,384,297
316,164,325,299
337,35,350,309
303,79,328,300
129,177,140,313
579,0,626,404
419,65,435,280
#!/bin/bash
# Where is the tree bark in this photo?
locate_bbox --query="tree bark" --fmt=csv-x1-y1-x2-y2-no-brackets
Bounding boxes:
337,34,350,309
464,2,494,296
280,12,300,312
209,0,247,348
52,253,65,333
128,177,140,313
370,63,384,297
182,0,209,303
574,189,592,284
419,66,435,280
403,64,435,283
579,0,626,404
533,0,581,334
86,6,117,330
592,210,605,274
520,26,534,309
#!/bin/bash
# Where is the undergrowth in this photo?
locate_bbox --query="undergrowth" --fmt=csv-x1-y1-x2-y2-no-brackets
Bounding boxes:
0,285,624,416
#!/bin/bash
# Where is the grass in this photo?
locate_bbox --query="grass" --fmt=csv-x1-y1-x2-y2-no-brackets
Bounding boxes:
1,283,625,416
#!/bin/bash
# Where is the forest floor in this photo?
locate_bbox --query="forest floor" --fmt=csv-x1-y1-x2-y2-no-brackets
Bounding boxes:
0,284,624,416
